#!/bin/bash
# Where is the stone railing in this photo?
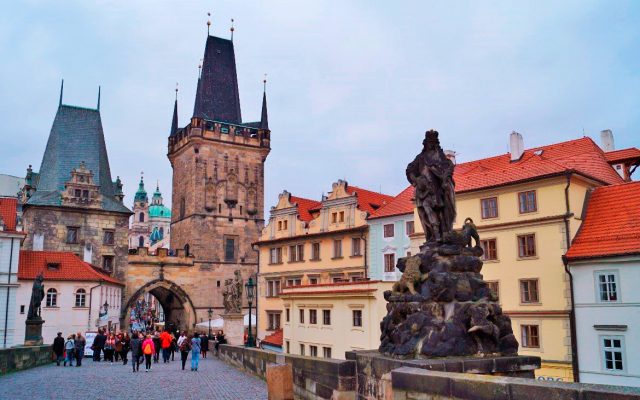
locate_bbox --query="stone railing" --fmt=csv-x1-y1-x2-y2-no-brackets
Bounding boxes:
0,345,51,375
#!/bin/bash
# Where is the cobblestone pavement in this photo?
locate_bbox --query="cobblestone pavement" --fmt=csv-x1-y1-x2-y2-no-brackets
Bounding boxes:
0,354,267,400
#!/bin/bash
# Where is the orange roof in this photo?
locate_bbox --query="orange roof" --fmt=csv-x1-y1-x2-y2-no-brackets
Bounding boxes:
369,186,415,219
605,148,640,163
0,197,18,232
346,185,394,214
566,181,640,261
18,250,124,285
290,195,322,222
454,137,623,193
261,329,283,347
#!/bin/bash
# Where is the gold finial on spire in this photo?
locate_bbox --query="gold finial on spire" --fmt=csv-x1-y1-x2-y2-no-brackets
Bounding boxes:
207,12,211,35
230,18,235,41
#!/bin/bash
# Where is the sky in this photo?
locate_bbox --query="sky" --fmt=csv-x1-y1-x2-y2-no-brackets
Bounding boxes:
1,1,639,211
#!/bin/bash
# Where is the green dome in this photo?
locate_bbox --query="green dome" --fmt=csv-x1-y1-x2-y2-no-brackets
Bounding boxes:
149,204,171,218
134,176,148,202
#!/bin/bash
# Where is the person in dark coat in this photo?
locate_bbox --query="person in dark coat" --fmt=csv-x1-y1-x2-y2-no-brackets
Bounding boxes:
52,332,65,366
92,329,107,362
200,334,209,359
129,332,142,372
152,332,161,363
74,332,86,367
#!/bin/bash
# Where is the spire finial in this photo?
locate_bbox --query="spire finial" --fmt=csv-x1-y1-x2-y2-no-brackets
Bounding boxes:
59,79,64,107
175,82,179,101
97,86,101,111
263,73,267,92
207,12,211,35
230,18,235,41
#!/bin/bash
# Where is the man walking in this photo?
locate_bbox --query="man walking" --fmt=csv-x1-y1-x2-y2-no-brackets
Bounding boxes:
92,329,106,362
160,329,172,363
52,332,64,366
74,332,86,367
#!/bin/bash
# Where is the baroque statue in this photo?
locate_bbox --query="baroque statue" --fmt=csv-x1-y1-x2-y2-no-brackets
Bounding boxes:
379,130,518,358
223,270,243,314
27,273,45,320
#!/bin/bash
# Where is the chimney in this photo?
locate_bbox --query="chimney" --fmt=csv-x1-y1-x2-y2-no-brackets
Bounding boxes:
444,150,457,165
509,131,524,161
600,129,615,152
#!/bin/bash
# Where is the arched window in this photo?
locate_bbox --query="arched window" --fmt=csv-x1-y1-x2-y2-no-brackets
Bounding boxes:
184,244,190,256
139,212,145,222
159,227,164,235
46,288,57,307
138,236,144,248
75,288,86,308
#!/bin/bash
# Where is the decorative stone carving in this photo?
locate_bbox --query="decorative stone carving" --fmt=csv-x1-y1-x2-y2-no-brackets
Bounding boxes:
27,273,45,320
223,270,243,314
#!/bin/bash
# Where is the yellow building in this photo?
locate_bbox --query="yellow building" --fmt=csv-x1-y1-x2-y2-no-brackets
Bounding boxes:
409,134,627,381
255,180,393,349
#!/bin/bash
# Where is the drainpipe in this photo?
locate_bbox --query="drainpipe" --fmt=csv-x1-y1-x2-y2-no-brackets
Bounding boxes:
88,280,104,330
3,238,15,348
361,234,368,279
563,172,580,382
252,243,260,343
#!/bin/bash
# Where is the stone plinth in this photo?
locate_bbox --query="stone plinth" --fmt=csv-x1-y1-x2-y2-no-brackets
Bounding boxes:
24,319,44,346
222,313,245,346
266,363,294,400
349,350,541,400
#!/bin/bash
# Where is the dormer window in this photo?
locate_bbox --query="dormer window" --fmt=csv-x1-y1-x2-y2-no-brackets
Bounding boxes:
74,189,81,197
47,263,60,271
82,190,89,199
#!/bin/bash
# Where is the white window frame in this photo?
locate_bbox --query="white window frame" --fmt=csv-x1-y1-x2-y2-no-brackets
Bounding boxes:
383,223,395,238
600,335,626,373
594,270,620,303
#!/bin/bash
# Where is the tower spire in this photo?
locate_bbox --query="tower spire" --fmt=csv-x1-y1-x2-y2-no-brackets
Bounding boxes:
97,86,101,111
260,74,269,130
230,18,235,41
171,83,179,136
59,79,64,107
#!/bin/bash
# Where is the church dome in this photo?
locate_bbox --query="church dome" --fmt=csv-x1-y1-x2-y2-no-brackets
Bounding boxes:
149,204,171,218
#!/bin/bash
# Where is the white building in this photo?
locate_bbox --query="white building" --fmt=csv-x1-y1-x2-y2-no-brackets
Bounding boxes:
567,181,640,387
15,250,124,345
0,197,22,348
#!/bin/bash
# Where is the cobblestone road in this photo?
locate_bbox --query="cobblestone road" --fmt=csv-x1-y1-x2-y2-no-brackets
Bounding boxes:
0,354,267,400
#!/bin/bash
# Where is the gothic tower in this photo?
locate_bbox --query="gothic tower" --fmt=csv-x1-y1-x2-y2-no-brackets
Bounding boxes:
168,32,271,316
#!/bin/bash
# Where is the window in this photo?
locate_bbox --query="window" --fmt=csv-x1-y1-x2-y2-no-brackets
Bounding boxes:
283,220,288,230
138,236,144,248
20,305,25,314
286,341,290,354
46,288,57,307
322,310,331,325
289,244,304,262
383,224,394,238
310,345,318,357
596,271,618,302
521,325,540,348
309,277,319,285
299,309,305,324
351,238,361,256
602,336,625,371
487,281,499,302
286,278,301,287
480,239,497,261
517,234,536,258
350,273,364,282
299,344,305,356
311,243,321,260
139,212,145,222
331,212,337,223
47,263,60,271
74,189,81,198
180,198,185,219
267,280,281,297
518,190,537,214
267,312,281,330
481,197,498,219
352,310,362,327
184,244,190,256
218,204,222,213
75,289,87,307
66,227,79,244
224,237,236,261
278,221,282,231
269,247,282,264
384,253,396,273
406,221,415,236
239,206,243,215
309,309,317,324
323,347,332,358
520,279,539,303
285,308,290,322
102,256,114,272
339,211,345,223
333,240,342,258
103,230,115,245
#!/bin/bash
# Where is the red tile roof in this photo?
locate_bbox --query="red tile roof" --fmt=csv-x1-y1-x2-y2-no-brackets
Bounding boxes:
454,137,623,193
346,186,394,214
369,186,415,220
18,250,124,285
566,181,640,260
605,148,640,164
261,329,283,348
0,197,18,232
290,195,322,222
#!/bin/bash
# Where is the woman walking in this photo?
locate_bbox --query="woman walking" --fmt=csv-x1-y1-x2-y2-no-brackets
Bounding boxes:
190,332,201,371
121,332,130,365
142,334,155,372
130,332,142,372
74,332,86,367
63,334,75,367
179,333,191,370
200,333,209,359
104,333,116,363
114,332,123,362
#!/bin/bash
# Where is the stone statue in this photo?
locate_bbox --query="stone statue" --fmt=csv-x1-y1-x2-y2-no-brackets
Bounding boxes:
406,130,456,243
223,270,243,314
27,273,45,320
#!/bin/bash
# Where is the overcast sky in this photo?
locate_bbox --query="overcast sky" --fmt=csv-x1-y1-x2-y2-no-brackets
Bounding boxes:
1,1,638,210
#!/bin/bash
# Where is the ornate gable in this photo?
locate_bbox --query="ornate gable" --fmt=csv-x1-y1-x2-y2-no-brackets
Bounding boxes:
60,162,103,209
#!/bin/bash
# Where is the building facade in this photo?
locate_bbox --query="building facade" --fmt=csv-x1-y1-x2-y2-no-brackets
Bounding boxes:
256,181,392,346
128,177,171,251
20,90,132,280
567,181,640,387
0,197,22,348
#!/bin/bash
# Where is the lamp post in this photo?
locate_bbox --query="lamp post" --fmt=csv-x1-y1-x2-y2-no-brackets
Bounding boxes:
207,307,213,337
245,276,256,347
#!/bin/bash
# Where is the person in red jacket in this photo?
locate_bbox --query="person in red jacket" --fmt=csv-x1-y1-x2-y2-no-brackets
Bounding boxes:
141,334,155,372
160,329,172,363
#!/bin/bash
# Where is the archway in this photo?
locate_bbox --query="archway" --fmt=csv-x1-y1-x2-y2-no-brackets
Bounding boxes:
122,279,196,333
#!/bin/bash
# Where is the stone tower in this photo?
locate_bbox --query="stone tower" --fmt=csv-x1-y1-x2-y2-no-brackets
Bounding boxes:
168,33,271,316
128,175,150,249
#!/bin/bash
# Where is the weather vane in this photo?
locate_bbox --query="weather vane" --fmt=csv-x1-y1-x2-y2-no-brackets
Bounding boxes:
263,73,267,91
175,82,179,100
207,12,211,35
230,18,235,41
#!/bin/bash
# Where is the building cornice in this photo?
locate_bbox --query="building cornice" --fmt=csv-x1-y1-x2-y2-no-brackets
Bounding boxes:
255,225,367,246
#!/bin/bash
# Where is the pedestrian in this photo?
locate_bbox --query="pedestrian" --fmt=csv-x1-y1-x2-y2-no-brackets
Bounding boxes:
114,332,123,362
122,332,130,365
74,332,86,367
52,332,64,366
130,332,142,373
200,332,209,359
152,331,161,363
64,334,75,367
104,332,116,363
177,331,187,348
190,332,201,371
179,333,191,371
170,332,177,361
160,329,172,363
142,334,155,372
92,329,106,362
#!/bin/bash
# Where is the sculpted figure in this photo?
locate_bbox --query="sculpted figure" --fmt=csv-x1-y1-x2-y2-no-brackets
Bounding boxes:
461,218,480,248
392,257,429,295
222,279,233,313
223,271,244,314
27,273,45,320
406,130,456,243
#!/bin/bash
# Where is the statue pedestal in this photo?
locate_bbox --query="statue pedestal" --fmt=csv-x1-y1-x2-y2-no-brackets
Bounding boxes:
24,319,45,346
222,313,245,346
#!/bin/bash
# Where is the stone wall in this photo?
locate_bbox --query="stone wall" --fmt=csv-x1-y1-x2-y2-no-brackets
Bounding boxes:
0,345,51,375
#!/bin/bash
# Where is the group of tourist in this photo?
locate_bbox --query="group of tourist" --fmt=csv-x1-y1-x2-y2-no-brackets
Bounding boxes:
52,328,226,372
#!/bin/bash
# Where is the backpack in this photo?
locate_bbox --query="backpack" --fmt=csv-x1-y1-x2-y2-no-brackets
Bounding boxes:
179,339,191,352
143,342,153,355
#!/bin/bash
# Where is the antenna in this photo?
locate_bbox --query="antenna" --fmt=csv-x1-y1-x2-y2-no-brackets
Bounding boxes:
230,18,235,41
207,12,211,35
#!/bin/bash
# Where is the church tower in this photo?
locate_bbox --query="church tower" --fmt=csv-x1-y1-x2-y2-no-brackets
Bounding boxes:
128,175,150,249
168,31,271,316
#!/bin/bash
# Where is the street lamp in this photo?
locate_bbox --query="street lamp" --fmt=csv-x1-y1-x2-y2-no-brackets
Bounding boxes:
245,276,256,347
207,307,213,337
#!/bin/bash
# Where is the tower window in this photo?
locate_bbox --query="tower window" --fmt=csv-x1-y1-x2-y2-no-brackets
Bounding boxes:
218,204,222,213
138,236,144,248
139,212,145,222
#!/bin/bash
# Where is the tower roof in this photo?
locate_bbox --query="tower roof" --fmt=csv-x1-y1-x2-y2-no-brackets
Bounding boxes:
27,103,130,214
260,90,269,130
170,98,178,136
134,176,148,203
192,35,242,123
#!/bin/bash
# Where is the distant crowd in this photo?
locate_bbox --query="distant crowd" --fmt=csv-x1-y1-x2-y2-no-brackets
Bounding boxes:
52,328,227,372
